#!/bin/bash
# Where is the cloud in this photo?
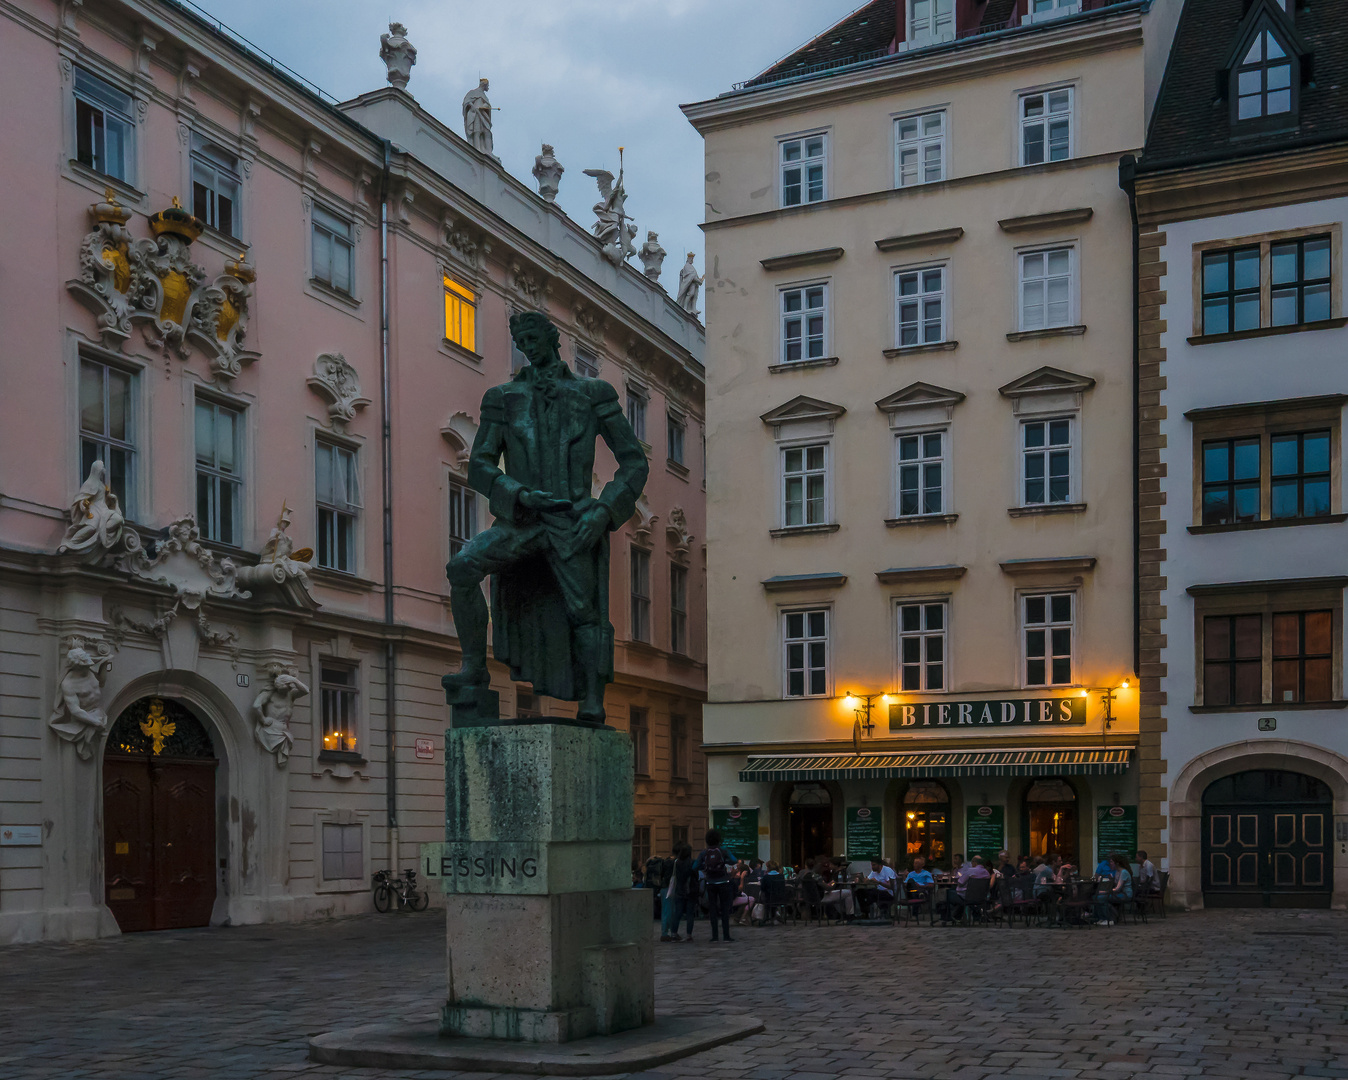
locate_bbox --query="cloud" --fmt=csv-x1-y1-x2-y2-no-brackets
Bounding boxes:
191,0,862,289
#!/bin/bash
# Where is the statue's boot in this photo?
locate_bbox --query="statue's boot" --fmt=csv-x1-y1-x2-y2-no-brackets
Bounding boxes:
574,624,608,725
444,570,491,694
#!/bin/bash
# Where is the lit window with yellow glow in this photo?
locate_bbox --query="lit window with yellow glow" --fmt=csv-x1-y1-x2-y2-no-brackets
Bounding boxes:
443,276,476,351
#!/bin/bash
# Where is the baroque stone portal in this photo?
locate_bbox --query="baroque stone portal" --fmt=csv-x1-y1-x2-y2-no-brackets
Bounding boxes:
442,312,648,724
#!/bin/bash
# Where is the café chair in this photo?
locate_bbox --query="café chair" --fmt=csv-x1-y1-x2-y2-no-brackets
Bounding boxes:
896,882,933,928
757,875,793,927
999,874,1042,928
798,877,832,927
1060,880,1097,926
960,876,993,925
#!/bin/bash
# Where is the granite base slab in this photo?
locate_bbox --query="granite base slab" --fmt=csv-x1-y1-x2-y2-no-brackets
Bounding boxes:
308,1013,764,1075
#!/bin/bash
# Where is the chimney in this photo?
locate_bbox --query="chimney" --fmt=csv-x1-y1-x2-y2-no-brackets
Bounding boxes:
894,0,906,50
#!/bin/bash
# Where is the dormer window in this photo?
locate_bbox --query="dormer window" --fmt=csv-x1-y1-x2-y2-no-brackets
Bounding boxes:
909,0,954,43
1236,30,1293,120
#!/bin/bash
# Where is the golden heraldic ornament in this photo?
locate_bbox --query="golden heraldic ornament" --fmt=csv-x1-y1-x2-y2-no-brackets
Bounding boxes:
138,698,176,755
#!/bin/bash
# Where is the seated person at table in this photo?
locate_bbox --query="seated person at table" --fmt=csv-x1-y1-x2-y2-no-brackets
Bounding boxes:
939,855,991,924
997,851,1017,879
1032,856,1058,900
1095,854,1114,878
866,859,898,904
747,859,765,885
804,857,855,919
950,853,966,876
1135,850,1159,895
904,857,935,889
1093,854,1133,924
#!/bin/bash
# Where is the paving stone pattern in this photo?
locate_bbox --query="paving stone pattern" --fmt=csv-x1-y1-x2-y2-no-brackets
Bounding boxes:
1,907,1346,1079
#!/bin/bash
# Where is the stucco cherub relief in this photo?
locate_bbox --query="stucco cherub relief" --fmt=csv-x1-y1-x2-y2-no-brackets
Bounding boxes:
307,353,371,430
49,637,113,759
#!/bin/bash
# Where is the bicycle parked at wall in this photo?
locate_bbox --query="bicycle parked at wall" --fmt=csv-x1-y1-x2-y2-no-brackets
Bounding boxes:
372,868,429,912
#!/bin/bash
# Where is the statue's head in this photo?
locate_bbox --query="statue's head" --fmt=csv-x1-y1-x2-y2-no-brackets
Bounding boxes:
509,311,561,366
480,77,489,90
647,230,658,241
65,645,94,670
542,143,554,154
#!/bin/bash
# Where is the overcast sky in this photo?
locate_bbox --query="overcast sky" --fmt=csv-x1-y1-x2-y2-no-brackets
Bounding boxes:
191,0,864,292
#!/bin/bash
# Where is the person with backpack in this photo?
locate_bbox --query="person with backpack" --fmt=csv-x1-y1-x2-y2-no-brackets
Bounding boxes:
645,851,674,920
695,828,736,942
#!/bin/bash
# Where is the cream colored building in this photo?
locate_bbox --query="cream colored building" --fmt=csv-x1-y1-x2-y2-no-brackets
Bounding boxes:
683,0,1180,873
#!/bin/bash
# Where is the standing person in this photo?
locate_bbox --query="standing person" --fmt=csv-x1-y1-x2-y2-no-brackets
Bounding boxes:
646,850,674,920
696,829,736,942
670,843,698,942
658,845,683,941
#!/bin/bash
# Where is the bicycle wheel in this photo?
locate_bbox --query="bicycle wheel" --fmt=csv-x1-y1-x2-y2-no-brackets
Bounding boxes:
373,883,392,913
411,887,429,912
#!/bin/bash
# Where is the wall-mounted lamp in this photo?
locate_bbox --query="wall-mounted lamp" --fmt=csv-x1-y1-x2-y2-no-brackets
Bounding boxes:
842,691,885,752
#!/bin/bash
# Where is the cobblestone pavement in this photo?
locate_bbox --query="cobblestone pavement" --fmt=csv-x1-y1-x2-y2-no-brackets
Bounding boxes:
1,907,1346,1080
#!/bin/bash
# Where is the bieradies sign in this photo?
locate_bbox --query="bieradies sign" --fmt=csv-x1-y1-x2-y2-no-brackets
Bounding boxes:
888,697,1086,731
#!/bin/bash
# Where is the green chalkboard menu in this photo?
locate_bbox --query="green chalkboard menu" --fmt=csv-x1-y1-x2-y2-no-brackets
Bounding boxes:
712,807,759,859
845,806,883,861
965,806,1004,863
1096,805,1137,859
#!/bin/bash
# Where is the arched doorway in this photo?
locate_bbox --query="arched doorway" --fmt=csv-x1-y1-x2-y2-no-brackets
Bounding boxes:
103,697,218,932
787,783,832,868
1025,778,1077,863
903,781,950,869
1202,770,1332,908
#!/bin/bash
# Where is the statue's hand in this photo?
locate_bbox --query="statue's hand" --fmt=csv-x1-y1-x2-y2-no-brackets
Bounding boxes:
519,489,572,513
570,505,611,553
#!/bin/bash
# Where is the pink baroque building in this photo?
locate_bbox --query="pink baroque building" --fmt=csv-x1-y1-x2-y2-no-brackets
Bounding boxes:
0,0,706,942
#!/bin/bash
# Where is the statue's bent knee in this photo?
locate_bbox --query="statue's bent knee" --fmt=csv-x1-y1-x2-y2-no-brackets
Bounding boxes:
446,554,483,589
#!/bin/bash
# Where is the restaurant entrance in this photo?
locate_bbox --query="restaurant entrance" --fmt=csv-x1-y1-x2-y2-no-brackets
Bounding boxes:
903,781,950,868
787,783,832,868
1024,778,1078,863
1202,770,1332,908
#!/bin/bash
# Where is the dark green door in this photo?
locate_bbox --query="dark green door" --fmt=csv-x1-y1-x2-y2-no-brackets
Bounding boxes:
1202,770,1332,908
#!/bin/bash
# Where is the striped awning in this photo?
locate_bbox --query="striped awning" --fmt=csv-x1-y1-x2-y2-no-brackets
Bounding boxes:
739,747,1132,782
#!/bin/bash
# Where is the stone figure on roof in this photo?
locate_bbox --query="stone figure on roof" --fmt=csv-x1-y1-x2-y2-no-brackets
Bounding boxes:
532,143,564,203
676,253,704,316
379,23,417,90
584,165,638,266
462,78,495,157
442,312,648,724
638,231,667,282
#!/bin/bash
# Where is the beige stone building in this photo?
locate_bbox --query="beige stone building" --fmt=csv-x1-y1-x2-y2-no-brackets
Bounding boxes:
683,0,1180,872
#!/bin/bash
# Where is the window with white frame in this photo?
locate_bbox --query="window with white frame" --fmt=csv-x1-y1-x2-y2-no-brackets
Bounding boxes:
895,267,945,346
191,135,241,238
1019,88,1073,166
895,110,946,187
79,357,137,518
1019,248,1073,331
448,478,478,559
1025,0,1080,24
626,384,648,442
781,284,827,363
321,822,363,880
908,0,954,42
319,664,359,753
780,134,826,206
195,398,243,546
897,431,945,517
630,546,651,643
311,204,354,295
74,68,135,184
1021,417,1073,506
316,440,360,572
782,443,828,527
784,609,828,698
898,601,946,691
1022,593,1074,687
573,346,599,378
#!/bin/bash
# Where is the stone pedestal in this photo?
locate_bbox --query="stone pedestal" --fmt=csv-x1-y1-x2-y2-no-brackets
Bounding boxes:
440,724,652,1043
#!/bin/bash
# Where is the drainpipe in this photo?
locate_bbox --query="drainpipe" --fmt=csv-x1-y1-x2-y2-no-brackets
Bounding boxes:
379,139,399,871
1118,153,1140,683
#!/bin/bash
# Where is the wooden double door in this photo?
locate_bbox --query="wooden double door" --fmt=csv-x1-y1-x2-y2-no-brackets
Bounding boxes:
1202,770,1332,908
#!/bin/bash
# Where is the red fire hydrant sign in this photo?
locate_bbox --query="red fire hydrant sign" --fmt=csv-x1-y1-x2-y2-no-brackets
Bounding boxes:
414,737,435,760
